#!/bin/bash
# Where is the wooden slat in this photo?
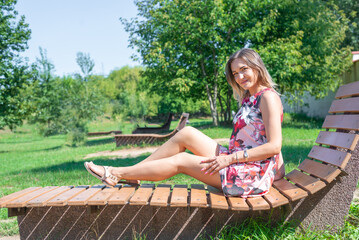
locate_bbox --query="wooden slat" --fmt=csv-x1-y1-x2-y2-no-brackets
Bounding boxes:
47,186,89,206
107,186,137,205
247,196,271,210
27,186,73,207
308,145,351,169
322,115,359,131
329,98,359,113
67,185,105,206
273,178,308,202
298,159,341,183
209,193,228,210
150,184,171,207
0,187,41,208
286,170,326,195
335,81,359,99
87,187,117,206
263,187,289,208
129,184,154,205
316,131,359,150
190,184,207,208
170,185,188,207
5,187,59,208
227,196,250,211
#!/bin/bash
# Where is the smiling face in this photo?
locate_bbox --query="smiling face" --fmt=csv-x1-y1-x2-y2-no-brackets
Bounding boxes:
231,58,263,96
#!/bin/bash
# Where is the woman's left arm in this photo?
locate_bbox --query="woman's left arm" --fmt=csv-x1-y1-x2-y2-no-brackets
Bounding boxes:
201,91,282,175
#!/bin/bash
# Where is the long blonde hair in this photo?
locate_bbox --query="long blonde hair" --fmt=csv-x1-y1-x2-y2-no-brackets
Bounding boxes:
225,48,276,102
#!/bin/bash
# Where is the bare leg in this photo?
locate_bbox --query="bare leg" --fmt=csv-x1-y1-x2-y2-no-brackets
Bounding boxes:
138,126,219,164
86,152,222,190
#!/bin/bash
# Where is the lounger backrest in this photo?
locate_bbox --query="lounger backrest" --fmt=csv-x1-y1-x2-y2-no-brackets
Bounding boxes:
297,81,359,184
176,113,189,131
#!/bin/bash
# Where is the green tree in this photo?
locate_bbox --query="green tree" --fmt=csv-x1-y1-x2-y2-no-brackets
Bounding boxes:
26,47,63,135
334,0,359,49
76,52,95,82
0,0,31,130
122,0,352,125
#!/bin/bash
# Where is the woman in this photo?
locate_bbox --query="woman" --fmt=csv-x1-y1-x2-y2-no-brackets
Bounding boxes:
85,48,285,198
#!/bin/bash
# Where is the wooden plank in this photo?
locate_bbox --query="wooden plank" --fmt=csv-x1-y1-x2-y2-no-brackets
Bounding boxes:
150,184,171,207
87,187,117,206
227,196,250,211
329,98,359,113
286,170,326,195
5,186,59,208
263,187,289,208
27,186,73,207
335,81,359,99
308,145,351,169
129,184,154,205
0,187,42,208
46,186,89,206
170,185,188,207
67,185,105,206
190,184,207,208
209,193,229,210
247,197,270,210
316,131,359,150
107,186,137,205
273,178,308,202
322,115,359,131
298,159,342,183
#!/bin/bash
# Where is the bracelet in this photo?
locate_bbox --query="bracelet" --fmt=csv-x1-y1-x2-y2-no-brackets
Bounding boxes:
235,152,239,164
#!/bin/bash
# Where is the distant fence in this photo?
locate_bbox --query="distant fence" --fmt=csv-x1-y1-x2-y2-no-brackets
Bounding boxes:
283,60,359,119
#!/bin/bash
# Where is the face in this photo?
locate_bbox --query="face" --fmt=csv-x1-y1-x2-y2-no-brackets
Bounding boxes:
231,58,262,95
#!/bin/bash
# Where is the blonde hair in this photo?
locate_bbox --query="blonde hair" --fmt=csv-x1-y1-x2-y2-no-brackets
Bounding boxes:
225,48,276,102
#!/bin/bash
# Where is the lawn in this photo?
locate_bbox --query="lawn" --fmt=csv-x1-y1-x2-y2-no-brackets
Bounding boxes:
0,113,358,238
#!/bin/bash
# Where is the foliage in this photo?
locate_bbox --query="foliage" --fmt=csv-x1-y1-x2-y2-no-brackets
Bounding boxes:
95,66,160,122
122,0,352,125
0,0,32,130
75,52,95,81
334,0,359,50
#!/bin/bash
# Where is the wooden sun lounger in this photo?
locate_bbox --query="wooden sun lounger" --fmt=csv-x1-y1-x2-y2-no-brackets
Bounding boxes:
114,113,189,147
1,81,359,239
132,113,173,134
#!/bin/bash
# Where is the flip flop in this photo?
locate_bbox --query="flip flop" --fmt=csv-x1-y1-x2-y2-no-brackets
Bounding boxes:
84,161,140,188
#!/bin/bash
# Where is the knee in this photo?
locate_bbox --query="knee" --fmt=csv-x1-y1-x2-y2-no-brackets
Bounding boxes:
173,152,191,172
175,126,196,140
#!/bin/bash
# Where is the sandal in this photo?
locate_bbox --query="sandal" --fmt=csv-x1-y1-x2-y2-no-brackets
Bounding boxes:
84,162,139,187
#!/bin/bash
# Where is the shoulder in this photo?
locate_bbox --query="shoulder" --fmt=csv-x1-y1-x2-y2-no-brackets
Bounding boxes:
260,89,282,109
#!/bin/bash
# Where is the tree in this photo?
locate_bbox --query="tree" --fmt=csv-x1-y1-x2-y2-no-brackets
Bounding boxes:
76,52,95,81
122,0,352,125
26,47,62,135
0,0,31,130
334,0,359,50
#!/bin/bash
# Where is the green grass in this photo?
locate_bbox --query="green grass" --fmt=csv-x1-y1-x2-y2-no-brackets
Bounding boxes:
0,113,358,238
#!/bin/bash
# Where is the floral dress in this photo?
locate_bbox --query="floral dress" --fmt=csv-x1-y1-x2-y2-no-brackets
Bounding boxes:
218,88,283,198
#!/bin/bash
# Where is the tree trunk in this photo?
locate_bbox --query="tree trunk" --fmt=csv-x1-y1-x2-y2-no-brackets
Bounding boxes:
205,83,218,126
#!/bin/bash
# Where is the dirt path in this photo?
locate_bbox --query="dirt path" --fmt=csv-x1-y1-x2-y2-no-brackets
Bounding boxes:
84,138,229,159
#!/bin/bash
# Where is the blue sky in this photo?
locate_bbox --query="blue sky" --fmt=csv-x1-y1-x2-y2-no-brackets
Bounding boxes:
16,0,139,76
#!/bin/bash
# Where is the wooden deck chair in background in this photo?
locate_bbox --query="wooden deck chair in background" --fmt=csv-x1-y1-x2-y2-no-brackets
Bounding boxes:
132,113,173,134
114,113,189,146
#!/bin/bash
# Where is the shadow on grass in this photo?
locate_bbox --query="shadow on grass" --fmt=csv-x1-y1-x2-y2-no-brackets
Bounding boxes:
85,137,115,146
282,113,323,129
30,145,63,152
282,145,312,166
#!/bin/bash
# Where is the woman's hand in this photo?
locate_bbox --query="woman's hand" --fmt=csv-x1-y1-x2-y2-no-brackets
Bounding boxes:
200,155,231,175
